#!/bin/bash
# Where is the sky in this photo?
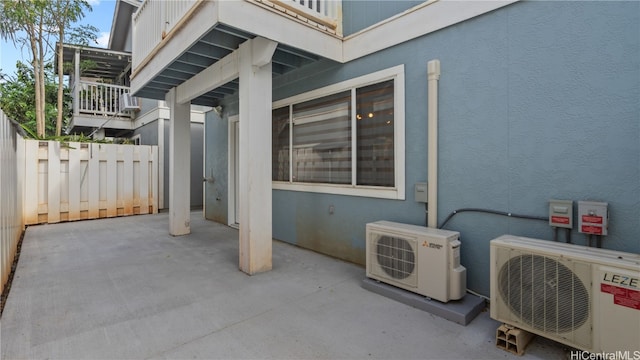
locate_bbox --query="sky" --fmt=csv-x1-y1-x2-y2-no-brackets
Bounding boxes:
0,0,116,79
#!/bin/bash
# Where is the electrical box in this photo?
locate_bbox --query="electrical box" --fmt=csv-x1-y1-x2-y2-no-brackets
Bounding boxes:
578,201,608,235
549,199,573,229
414,182,428,203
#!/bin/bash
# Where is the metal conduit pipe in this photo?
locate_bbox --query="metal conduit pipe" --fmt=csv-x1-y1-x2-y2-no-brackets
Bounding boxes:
427,59,440,228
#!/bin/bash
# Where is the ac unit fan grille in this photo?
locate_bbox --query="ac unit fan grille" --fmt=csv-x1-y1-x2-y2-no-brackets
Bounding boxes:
498,254,590,333
376,235,415,280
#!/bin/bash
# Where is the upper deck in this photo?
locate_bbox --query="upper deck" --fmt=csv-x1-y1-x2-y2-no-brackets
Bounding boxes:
130,0,343,104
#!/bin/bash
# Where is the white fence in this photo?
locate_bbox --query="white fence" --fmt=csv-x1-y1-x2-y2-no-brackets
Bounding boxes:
23,140,159,225
0,109,24,294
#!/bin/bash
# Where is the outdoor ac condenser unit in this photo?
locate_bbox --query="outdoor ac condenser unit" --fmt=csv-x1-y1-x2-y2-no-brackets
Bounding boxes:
119,93,140,112
490,235,640,353
366,221,466,303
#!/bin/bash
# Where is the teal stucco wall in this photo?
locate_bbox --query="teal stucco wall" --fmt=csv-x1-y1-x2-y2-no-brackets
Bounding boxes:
205,1,640,296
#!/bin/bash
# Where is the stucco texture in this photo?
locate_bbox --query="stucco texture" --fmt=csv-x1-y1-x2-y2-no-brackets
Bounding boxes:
207,1,639,296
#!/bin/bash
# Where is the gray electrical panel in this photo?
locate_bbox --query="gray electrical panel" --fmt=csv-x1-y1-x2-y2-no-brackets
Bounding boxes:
415,182,428,203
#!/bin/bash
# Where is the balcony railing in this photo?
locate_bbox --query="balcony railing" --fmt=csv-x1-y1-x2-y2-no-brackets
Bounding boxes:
265,0,341,30
132,0,198,70
73,81,132,117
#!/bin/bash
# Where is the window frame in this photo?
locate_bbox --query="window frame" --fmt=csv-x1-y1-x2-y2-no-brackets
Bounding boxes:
272,65,405,200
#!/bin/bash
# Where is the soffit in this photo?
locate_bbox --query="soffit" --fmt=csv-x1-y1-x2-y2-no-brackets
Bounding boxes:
134,24,322,107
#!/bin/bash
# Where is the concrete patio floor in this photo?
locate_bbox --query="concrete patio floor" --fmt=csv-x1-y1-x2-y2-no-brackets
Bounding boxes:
1,212,568,359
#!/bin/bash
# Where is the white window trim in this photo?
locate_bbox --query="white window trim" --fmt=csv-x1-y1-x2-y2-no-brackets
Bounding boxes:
272,64,405,200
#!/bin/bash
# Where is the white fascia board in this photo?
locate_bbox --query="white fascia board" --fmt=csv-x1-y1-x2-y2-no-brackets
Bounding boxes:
109,0,141,50
107,0,121,50
176,51,239,105
136,104,205,125
131,1,219,96
218,0,342,62
121,0,141,7
343,0,518,62
189,110,206,124
73,115,133,130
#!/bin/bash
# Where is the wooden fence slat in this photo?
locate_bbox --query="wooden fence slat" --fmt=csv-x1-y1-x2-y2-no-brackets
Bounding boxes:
87,143,100,219
105,144,118,217
68,142,81,221
24,140,39,225
139,146,149,214
47,142,61,223
123,145,134,215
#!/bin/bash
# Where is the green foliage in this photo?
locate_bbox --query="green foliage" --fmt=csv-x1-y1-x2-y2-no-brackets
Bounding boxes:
0,61,71,137
62,59,98,76
1,0,96,137
66,24,99,47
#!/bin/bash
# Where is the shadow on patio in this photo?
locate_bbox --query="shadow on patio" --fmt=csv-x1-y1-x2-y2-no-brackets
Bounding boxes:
1,212,566,359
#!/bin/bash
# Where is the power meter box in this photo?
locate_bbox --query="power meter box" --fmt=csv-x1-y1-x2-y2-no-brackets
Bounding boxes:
578,201,608,235
549,199,573,229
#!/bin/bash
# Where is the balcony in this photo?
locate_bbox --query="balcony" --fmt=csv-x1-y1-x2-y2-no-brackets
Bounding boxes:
60,44,137,136
74,81,130,118
131,0,343,104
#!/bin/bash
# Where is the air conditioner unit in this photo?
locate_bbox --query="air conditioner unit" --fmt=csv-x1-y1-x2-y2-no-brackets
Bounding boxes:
490,235,640,353
366,221,466,303
119,93,140,112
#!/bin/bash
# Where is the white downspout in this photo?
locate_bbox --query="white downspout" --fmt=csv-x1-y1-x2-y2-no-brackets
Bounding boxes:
427,59,440,228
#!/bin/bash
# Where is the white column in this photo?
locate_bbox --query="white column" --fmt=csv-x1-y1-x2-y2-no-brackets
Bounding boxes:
166,88,191,236
158,115,165,210
73,49,80,116
238,37,277,275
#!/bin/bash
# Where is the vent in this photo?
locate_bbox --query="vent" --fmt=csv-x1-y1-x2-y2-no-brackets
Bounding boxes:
376,235,416,280
498,254,590,333
119,93,140,112
490,235,640,353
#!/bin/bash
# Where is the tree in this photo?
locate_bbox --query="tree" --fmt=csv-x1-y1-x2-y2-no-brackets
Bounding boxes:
0,61,67,137
49,0,95,137
0,0,94,137
0,0,50,137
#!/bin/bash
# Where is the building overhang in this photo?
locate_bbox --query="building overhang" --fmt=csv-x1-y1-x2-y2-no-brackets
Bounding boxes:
59,44,132,80
109,0,141,51
130,0,342,106
130,0,519,107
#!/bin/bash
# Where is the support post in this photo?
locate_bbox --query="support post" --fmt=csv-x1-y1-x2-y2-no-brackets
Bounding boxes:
73,49,80,116
166,88,191,235
238,37,277,275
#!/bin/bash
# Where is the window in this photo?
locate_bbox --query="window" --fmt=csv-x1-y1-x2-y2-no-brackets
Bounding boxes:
272,65,405,200
356,80,394,187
